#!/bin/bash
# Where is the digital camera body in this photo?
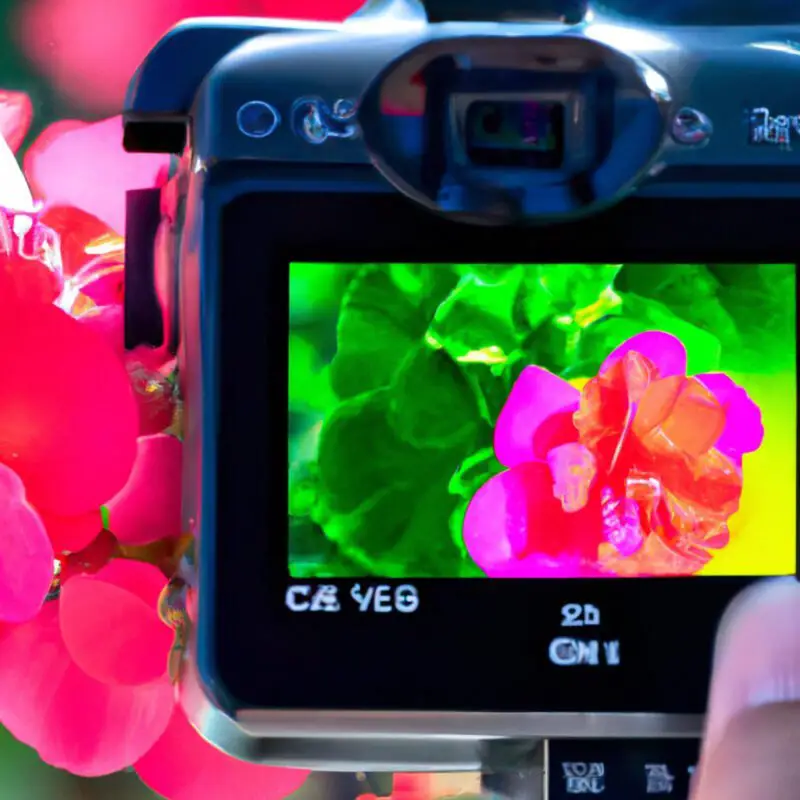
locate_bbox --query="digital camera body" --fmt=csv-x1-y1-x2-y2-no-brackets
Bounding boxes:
123,0,799,776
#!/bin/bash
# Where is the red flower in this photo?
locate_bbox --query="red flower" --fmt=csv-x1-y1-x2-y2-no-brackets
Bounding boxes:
0,91,311,798
464,331,764,577
0,301,139,552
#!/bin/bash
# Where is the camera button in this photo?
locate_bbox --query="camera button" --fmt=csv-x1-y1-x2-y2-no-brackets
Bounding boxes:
236,101,281,139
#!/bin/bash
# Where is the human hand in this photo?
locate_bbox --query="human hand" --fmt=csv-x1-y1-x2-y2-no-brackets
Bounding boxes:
692,579,800,798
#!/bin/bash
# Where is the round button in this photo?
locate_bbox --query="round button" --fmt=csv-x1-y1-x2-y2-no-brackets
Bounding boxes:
236,101,281,139
671,107,713,145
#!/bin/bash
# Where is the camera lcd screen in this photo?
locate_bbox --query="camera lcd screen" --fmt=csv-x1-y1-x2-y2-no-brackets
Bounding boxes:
465,101,565,168
289,263,796,581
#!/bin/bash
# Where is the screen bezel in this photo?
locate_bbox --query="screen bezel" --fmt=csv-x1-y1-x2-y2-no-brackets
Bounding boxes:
212,190,798,715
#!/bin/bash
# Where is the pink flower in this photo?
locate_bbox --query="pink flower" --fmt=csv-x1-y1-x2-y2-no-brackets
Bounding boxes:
0,555,311,794
107,434,184,546
135,708,310,800
463,331,764,578
24,115,168,236
0,84,310,799
0,464,54,623
0,302,139,552
1,91,169,307
0,561,175,776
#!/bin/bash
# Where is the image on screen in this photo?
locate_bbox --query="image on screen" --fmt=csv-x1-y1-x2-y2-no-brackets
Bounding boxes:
288,263,797,579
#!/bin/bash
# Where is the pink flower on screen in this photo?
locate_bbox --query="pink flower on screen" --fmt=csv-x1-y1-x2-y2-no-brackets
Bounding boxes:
463,331,764,578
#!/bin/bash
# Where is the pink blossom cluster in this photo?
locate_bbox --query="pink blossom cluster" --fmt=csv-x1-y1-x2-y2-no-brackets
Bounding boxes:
0,91,309,800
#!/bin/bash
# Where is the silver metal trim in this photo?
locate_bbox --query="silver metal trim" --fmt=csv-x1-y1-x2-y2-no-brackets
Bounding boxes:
180,640,702,771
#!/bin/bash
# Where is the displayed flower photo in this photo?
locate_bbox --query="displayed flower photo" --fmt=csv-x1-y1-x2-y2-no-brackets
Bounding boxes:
288,262,797,579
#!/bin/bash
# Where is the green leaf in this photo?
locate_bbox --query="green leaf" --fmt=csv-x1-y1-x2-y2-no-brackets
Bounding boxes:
290,262,358,322
578,293,722,374
449,500,487,574
710,264,796,370
448,447,504,499
382,479,469,576
317,389,419,512
533,264,623,312
330,265,457,399
389,343,481,449
427,272,523,365
618,263,742,358
289,334,336,412
314,386,478,577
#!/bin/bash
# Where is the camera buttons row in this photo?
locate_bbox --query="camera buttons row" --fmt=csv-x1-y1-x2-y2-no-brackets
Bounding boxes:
236,97,360,144
547,738,700,799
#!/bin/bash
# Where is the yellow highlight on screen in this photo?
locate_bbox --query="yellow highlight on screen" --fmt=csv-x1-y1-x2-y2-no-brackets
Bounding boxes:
699,371,797,577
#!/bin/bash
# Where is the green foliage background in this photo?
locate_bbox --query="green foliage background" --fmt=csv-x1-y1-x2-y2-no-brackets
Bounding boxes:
289,262,796,579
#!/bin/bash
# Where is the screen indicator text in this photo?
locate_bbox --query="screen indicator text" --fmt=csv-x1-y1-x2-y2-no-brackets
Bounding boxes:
284,584,420,614
351,583,420,613
548,637,621,667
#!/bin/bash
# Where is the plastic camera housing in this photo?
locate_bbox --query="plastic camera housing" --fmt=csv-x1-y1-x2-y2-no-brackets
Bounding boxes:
122,0,799,774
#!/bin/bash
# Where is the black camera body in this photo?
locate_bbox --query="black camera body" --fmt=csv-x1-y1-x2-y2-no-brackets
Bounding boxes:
123,0,799,774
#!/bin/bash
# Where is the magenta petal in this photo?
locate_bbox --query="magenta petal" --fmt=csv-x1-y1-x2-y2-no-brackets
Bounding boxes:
485,554,609,578
495,366,580,467
0,464,54,623
60,560,173,687
40,509,102,555
106,434,182,545
600,331,687,377
0,603,173,777
695,373,765,456
78,305,125,359
135,708,310,800
463,464,604,577
464,471,532,569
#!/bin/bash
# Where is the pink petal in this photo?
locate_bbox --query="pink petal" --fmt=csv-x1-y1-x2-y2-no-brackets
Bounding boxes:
463,463,604,577
483,553,610,578
0,302,138,516
135,708,310,800
24,116,168,234
0,90,33,152
0,602,173,777
78,304,125,359
695,373,765,456
79,306,168,371
494,366,580,467
70,259,124,306
0,251,64,306
106,434,182,545
0,464,54,622
600,331,687,378
60,559,173,686
40,508,102,554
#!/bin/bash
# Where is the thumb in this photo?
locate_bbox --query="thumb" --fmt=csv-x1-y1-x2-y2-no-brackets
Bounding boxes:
693,579,800,799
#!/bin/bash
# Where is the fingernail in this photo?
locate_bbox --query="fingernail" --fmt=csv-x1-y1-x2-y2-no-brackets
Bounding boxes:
702,578,800,757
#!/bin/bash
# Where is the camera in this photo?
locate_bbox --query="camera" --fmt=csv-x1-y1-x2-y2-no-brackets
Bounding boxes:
122,0,798,777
